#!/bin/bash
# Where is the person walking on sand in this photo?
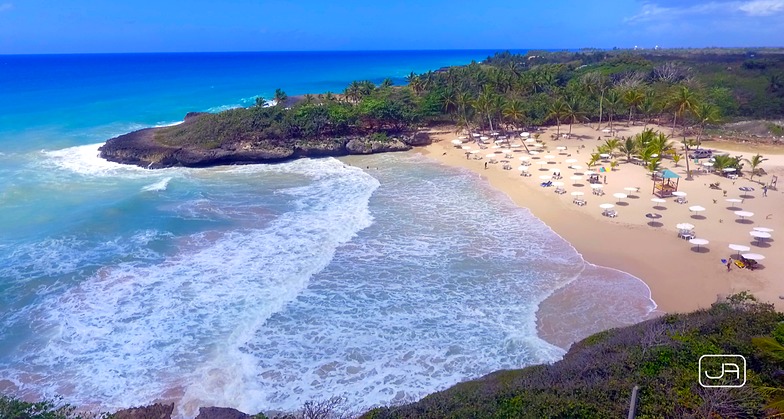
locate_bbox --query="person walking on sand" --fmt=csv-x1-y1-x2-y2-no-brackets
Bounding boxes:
603,175,607,184
763,185,768,197
726,258,732,272
484,162,488,170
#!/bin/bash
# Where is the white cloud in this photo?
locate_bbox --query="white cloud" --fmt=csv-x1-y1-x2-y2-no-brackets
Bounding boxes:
738,0,784,15
0,3,12,13
625,0,784,22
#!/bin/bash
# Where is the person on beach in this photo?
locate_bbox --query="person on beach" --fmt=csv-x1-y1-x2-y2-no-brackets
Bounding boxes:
726,258,732,272
763,185,768,197
484,162,488,169
603,175,607,184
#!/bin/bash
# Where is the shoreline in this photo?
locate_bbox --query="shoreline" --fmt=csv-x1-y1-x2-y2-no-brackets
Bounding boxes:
415,123,784,348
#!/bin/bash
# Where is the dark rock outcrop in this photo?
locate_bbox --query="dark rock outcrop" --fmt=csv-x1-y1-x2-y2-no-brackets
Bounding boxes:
98,113,426,169
112,403,174,419
194,406,251,419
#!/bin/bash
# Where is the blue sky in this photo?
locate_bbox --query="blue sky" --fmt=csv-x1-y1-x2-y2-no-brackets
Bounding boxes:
1,0,783,54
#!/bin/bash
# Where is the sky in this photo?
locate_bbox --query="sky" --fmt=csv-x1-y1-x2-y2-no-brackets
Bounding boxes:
1,0,783,54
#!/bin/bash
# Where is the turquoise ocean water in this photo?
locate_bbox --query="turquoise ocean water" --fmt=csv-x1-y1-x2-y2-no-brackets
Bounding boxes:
0,51,656,417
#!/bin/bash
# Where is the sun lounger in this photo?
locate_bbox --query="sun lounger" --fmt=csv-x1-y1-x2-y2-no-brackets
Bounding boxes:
540,181,552,187
602,209,618,218
676,197,688,204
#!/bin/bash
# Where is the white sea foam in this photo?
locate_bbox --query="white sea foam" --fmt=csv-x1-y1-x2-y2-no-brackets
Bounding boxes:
141,177,172,192
40,143,154,178
2,159,379,417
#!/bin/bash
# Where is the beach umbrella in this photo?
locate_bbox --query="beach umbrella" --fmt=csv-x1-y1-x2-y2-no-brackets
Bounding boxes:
518,165,529,171
544,154,556,160
602,128,611,133
689,205,706,214
689,238,709,251
624,187,639,194
451,139,463,145
613,192,628,203
651,198,666,204
538,161,548,167
531,143,542,148
599,153,610,159
518,156,529,161
676,223,695,230
491,145,501,149
550,167,562,173
511,144,521,148
552,181,565,187
726,198,742,204
723,167,737,173
645,213,662,219
739,186,755,192
480,136,489,141
599,203,615,209
529,150,540,155
742,253,765,261
735,210,753,220
590,184,603,189
672,191,687,197
702,161,714,167
565,158,578,164
491,132,499,136
729,244,751,257
556,146,567,151
494,139,505,143
521,132,530,137
539,175,551,180
571,191,584,196
525,138,536,143
486,153,497,159
753,227,774,233
469,150,480,154
472,133,481,137
584,170,596,175
461,145,472,150
750,231,771,240
570,175,583,181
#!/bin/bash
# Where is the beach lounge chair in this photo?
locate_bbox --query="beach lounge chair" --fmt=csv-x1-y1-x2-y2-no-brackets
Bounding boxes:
540,180,552,187
734,259,746,269
678,230,695,240
676,197,688,204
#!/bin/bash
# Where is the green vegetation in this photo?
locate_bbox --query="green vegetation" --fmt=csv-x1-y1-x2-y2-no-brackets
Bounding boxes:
148,48,784,154
365,293,784,418
0,395,100,419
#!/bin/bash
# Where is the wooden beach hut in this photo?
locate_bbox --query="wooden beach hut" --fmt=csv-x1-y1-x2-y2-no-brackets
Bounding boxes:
653,168,680,197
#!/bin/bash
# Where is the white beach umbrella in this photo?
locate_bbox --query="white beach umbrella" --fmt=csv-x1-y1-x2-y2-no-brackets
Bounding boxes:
552,181,565,187
494,139,505,143
599,203,615,209
539,175,552,180
518,165,529,171
556,146,567,151
472,133,481,137
461,145,472,150
529,151,540,155
689,206,706,213
531,143,542,148
651,198,666,204
742,253,765,261
550,167,562,173
672,191,687,197
624,187,638,193
480,136,489,141
729,244,751,257
750,231,771,239
599,153,610,159
565,158,578,164
544,154,556,160
451,139,463,145
511,144,521,148
525,138,536,143
723,167,737,172
570,175,583,181
613,193,628,203
571,191,584,196
518,156,529,162
590,184,603,189
571,165,583,170
521,132,530,137
491,145,501,149
486,153,497,159
726,198,743,203
676,223,695,230
491,132,499,136
538,161,548,167
689,238,709,250
702,161,714,167
585,170,596,175
469,150,481,154
753,227,774,233
735,210,754,219
602,128,611,133
645,213,662,220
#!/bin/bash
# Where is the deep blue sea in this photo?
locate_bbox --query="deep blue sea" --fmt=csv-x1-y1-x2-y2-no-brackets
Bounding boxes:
0,51,656,417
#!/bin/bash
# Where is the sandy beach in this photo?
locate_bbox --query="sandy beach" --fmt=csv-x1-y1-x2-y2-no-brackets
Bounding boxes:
417,123,784,336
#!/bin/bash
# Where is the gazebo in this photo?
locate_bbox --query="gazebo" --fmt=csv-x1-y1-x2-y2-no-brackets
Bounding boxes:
653,168,681,197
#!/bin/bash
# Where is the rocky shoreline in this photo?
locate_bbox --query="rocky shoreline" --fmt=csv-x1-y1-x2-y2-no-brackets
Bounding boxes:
98,113,430,169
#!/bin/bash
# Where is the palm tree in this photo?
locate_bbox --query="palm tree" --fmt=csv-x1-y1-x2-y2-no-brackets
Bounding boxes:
344,81,361,103
602,138,621,157
712,154,737,172
647,132,674,157
502,100,526,132
667,85,698,137
274,88,288,107
744,154,768,180
618,137,638,162
691,102,721,147
622,89,645,126
647,158,662,174
546,99,569,137
587,153,601,168
380,78,394,89
637,93,658,128
672,153,682,167
564,98,588,136
681,137,698,180
580,71,608,129
752,336,784,413
406,72,424,96
254,96,266,107
603,89,623,133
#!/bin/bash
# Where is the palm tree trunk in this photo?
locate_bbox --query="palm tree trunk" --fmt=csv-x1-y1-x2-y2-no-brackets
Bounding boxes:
556,118,561,136
597,91,604,130
683,137,692,180
629,107,633,127
671,113,678,137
